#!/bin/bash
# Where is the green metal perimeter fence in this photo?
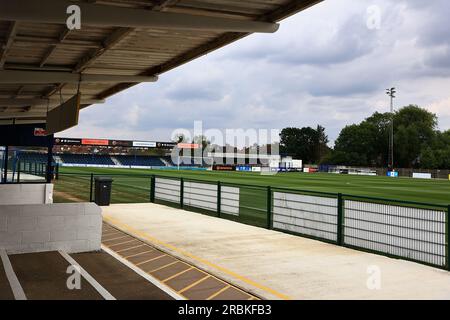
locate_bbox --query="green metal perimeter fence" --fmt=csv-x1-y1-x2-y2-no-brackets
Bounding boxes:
54,173,450,271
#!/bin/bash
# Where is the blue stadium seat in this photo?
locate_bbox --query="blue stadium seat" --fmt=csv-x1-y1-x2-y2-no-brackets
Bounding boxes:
17,152,48,163
58,154,114,165
115,155,165,167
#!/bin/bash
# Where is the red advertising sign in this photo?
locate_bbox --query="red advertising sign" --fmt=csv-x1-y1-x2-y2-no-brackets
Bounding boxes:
81,139,109,146
213,165,236,171
34,128,47,136
177,143,200,149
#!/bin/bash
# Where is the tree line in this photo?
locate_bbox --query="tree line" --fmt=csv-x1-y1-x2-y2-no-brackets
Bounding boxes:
279,105,450,169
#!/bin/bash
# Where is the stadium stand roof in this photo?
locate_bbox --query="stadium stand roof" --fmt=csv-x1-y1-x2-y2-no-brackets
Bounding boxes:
0,0,321,125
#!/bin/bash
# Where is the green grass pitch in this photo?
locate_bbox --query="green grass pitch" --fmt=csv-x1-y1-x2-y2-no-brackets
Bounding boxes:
53,166,450,228
55,166,450,204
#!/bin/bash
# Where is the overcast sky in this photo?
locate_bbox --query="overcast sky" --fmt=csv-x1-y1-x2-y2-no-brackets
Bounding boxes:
61,0,450,146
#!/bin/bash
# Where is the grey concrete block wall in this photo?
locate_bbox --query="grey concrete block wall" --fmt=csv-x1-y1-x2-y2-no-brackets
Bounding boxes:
0,183,53,205
0,203,102,254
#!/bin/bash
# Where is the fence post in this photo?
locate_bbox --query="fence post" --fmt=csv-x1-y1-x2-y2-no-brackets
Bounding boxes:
180,178,184,209
217,181,221,218
17,161,21,183
337,193,344,246
150,175,155,203
267,186,272,229
447,205,450,271
89,173,94,202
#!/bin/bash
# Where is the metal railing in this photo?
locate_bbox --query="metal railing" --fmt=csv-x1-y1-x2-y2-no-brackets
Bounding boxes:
54,172,450,271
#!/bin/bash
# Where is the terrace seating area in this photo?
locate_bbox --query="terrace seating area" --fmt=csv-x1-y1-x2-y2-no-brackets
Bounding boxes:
115,155,165,167
59,154,115,166
17,152,48,163
14,152,211,168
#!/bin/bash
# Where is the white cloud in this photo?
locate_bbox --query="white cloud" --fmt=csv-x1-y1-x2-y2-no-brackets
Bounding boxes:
61,0,450,145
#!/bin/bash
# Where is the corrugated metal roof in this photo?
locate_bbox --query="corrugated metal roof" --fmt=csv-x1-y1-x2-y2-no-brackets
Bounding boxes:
0,0,322,124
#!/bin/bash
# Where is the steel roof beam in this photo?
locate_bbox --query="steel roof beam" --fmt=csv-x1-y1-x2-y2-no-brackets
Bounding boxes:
0,98,105,106
0,70,158,84
0,22,18,69
0,0,279,33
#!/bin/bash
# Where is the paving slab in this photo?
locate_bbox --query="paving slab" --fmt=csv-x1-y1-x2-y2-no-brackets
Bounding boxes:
102,203,450,300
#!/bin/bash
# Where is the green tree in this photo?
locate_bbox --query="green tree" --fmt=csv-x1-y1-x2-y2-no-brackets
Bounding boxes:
393,105,437,168
419,130,450,169
365,112,391,166
315,125,331,163
419,146,438,169
326,105,440,168
330,124,375,166
279,126,330,164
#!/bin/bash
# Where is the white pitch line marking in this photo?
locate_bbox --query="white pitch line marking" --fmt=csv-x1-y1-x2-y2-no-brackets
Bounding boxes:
101,245,184,300
58,251,116,300
0,249,27,300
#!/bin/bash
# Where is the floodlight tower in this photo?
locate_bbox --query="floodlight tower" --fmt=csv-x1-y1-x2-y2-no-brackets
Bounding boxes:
386,87,396,171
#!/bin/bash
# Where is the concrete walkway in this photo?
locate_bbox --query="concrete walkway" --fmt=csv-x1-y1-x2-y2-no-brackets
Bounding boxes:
102,203,450,300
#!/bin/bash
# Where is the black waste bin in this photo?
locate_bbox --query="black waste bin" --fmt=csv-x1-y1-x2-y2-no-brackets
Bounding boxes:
94,177,113,206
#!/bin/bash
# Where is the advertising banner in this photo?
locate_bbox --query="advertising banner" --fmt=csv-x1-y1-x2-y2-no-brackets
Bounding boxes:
109,140,133,147
34,128,47,137
387,171,399,177
81,138,109,146
55,137,177,148
156,142,177,148
412,173,432,179
178,143,200,149
132,141,157,148
213,165,235,171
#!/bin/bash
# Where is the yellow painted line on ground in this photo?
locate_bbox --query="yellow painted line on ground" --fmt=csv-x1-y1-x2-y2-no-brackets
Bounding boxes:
148,261,179,273
135,254,166,266
206,285,230,300
104,216,291,300
178,275,210,294
162,267,193,283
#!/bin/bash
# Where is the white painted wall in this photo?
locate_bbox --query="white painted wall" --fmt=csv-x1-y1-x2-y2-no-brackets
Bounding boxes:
0,183,53,205
0,203,102,254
